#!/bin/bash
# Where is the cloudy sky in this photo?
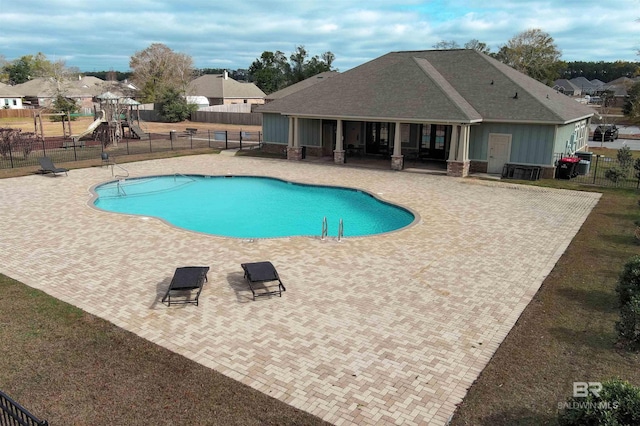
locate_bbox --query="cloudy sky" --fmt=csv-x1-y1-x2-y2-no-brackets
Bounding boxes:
0,0,638,73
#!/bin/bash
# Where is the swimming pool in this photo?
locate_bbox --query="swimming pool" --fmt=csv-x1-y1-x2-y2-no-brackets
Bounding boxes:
92,175,416,238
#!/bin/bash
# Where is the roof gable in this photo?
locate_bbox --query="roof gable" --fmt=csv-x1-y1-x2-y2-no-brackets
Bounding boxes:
188,74,265,99
259,49,593,124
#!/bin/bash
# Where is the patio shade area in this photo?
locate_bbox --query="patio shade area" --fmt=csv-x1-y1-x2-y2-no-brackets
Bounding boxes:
0,154,600,425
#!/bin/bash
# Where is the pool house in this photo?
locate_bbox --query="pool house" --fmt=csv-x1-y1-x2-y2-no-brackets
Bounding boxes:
256,49,595,178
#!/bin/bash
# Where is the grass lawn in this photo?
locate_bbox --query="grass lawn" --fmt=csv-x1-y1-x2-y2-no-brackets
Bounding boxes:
1,154,639,425
450,183,640,425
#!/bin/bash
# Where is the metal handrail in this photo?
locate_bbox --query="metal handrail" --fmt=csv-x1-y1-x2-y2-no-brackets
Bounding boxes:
338,218,344,242
321,216,328,239
116,179,127,196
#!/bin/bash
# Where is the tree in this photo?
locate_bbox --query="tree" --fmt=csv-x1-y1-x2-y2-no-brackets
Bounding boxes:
624,81,640,119
50,95,79,121
464,39,491,54
248,50,289,94
157,87,197,123
129,43,194,103
432,40,460,50
248,47,335,94
495,29,563,84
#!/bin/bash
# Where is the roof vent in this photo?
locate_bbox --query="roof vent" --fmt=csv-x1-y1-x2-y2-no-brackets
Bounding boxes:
490,80,494,85
513,92,518,99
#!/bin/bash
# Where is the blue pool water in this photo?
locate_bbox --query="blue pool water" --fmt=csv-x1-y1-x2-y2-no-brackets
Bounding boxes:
92,175,415,238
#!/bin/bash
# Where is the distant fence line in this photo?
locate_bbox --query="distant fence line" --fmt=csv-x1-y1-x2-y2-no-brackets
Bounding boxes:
0,129,263,171
0,109,35,119
137,110,262,126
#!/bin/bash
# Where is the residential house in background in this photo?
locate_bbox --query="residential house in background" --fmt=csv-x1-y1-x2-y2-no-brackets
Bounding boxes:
0,82,23,109
187,71,266,107
10,76,138,113
552,79,581,96
257,49,595,178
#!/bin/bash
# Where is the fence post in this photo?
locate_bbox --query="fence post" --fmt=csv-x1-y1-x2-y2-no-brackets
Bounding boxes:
72,141,77,161
225,131,228,150
208,130,211,148
149,133,152,153
126,138,130,155
190,133,193,149
42,138,46,157
9,145,14,168
592,155,599,184
240,131,243,150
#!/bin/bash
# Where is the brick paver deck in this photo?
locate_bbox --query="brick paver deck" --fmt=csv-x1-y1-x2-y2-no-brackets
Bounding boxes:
0,155,600,425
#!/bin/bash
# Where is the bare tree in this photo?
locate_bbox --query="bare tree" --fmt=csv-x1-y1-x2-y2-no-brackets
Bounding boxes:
129,43,194,103
464,39,491,54
432,40,460,50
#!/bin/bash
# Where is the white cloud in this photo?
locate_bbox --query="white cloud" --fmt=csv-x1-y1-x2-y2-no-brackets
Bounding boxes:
0,0,638,72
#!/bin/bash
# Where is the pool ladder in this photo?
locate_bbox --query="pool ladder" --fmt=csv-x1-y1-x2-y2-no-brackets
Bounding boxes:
321,217,344,241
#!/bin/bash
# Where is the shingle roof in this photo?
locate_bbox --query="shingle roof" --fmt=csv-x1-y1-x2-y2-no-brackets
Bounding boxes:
188,74,266,99
266,71,339,101
553,79,581,93
0,82,21,98
258,49,594,124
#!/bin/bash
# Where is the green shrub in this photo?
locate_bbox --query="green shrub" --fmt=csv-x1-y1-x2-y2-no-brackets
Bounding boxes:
616,256,640,307
616,296,640,348
605,167,626,185
617,145,633,174
557,378,640,425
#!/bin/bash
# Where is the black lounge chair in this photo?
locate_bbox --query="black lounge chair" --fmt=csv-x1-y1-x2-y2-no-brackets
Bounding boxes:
240,261,286,300
162,266,210,306
38,157,68,176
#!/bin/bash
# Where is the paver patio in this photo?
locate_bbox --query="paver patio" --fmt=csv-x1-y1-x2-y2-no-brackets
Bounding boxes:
0,154,600,425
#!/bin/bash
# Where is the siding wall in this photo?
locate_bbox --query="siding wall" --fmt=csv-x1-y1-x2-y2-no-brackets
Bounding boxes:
263,113,289,144
298,118,322,147
470,123,556,166
262,115,322,147
553,119,589,156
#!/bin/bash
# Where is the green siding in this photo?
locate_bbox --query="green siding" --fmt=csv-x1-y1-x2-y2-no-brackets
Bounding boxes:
262,115,321,146
263,113,288,144
299,119,322,147
553,120,588,156
470,123,556,165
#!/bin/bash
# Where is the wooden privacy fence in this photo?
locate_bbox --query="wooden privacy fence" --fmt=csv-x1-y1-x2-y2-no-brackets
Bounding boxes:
138,110,263,126
0,109,35,119
191,111,262,126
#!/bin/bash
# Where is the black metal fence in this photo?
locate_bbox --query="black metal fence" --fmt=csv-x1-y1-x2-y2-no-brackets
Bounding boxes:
553,152,640,189
0,129,262,170
0,390,48,426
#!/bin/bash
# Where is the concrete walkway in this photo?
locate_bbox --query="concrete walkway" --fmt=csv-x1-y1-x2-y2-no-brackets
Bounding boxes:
0,155,600,425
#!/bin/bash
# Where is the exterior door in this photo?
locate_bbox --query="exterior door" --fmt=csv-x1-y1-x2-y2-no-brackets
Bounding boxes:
487,133,512,174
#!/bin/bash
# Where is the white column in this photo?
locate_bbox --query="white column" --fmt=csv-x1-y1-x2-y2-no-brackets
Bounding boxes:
393,122,402,156
448,125,458,161
335,119,343,151
460,125,469,161
287,116,294,148
293,116,300,148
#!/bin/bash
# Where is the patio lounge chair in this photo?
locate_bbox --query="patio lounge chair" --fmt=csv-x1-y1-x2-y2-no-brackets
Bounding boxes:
38,157,68,176
162,266,210,306
240,261,286,300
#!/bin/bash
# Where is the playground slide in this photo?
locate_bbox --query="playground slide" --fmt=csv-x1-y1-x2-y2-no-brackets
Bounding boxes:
129,124,149,140
71,117,104,143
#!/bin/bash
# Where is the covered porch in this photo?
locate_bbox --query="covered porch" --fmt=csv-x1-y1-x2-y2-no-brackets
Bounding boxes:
284,116,473,177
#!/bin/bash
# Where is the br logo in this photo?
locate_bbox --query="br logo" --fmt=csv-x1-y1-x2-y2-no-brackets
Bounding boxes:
573,382,602,398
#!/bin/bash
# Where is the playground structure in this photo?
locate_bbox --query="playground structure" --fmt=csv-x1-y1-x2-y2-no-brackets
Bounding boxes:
34,111,73,140
71,92,143,147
